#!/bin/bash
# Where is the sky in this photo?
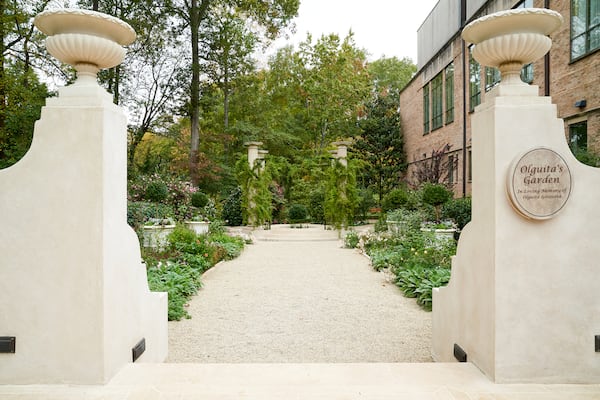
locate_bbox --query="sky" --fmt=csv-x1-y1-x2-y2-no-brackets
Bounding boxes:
267,0,440,63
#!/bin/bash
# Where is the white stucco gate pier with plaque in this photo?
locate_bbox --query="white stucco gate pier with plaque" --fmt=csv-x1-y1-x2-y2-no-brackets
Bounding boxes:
0,9,167,384
432,9,600,383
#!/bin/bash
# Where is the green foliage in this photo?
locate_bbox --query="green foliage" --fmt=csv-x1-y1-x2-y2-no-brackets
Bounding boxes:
299,33,372,148
308,187,325,224
386,208,427,233
147,261,202,321
421,183,453,220
324,159,359,230
145,224,246,320
374,214,388,232
367,56,416,101
572,147,600,167
210,233,245,260
343,230,360,249
0,62,50,169
442,197,472,230
363,217,456,311
127,201,175,229
421,183,453,207
381,188,409,212
222,186,244,226
354,94,407,203
145,181,169,202
287,203,308,223
395,266,451,311
356,188,376,220
236,156,272,227
191,191,209,208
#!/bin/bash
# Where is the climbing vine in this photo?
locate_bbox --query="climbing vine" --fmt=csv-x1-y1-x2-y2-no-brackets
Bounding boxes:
324,159,358,230
236,155,272,227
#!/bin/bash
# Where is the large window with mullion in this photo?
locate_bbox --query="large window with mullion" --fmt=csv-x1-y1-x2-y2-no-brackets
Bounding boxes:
445,63,454,124
431,72,443,130
423,83,430,134
571,0,600,60
469,47,481,112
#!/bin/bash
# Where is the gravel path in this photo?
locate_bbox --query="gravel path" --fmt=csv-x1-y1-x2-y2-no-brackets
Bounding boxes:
167,224,432,363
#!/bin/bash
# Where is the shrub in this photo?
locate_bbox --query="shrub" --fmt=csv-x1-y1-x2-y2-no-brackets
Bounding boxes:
210,233,245,260
308,187,325,224
146,261,202,320
288,203,309,223
343,230,359,248
191,191,209,208
442,197,472,230
386,208,426,234
421,183,453,220
143,224,246,321
382,188,409,212
145,181,168,202
374,213,388,232
222,186,243,226
357,188,376,220
364,226,456,311
127,201,174,229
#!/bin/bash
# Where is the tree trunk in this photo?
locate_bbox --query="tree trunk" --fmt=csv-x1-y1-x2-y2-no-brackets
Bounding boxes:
189,0,201,182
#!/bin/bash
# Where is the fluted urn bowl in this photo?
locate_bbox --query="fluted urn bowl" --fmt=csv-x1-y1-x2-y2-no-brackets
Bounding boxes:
34,9,136,82
462,8,563,85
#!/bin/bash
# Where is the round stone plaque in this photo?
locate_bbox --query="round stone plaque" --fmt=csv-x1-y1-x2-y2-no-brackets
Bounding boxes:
506,148,572,220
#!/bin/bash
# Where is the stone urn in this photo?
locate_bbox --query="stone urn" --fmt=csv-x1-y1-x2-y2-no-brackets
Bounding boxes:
34,8,136,85
462,8,563,85
185,220,210,235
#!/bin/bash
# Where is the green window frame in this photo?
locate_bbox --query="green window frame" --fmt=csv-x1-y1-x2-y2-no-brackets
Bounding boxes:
484,67,501,92
445,63,454,124
571,0,600,60
431,73,443,130
521,63,534,83
448,154,455,184
469,48,481,111
423,83,430,134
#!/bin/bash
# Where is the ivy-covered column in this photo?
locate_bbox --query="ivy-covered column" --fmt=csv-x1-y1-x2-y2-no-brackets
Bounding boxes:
241,142,271,228
325,141,357,231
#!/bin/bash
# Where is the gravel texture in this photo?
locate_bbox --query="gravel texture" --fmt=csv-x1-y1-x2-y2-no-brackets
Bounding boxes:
167,224,432,363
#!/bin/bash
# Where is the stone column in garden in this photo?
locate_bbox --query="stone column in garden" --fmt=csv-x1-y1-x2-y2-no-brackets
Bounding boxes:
432,8,600,384
0,8,167,384
244,141,265,226
332,140,350,167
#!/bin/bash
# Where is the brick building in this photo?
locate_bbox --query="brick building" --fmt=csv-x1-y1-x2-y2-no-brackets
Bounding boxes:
400,0,599,196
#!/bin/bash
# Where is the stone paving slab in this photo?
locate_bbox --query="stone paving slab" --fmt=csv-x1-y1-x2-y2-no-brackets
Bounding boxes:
2,363,600,399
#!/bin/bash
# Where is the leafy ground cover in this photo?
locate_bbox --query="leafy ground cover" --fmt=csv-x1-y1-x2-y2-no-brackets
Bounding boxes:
346,195,465,311
360,227,455,311
143,222,246,320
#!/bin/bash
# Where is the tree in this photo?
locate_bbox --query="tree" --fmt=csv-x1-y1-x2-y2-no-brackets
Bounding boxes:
168,0,299,182
0,60,48,168
368,56,416,102
0,0,51,168
77,0,175,105
299,32,371,149
354,93,406,205
199,9,257,132
411,143,457,186
124,33,187,170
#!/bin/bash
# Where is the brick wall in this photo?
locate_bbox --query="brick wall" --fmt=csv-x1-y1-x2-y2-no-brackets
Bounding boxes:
401,0,599,197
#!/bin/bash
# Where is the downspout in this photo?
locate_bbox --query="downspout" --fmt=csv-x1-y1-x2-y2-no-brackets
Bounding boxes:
544,0,550,96
461,0,468,197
